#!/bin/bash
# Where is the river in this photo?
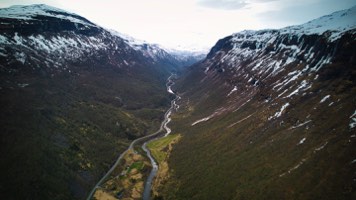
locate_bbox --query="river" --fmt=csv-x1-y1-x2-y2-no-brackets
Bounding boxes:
86,74,179,200
142,74,180,200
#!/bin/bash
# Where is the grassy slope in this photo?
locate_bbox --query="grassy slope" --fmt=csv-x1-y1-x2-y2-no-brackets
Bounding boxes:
147,134,181,163
158,61,356,199
0,65,172,199
147,134,181,199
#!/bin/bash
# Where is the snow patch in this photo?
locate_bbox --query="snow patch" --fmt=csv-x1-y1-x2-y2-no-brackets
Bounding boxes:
279,158,307,177
13,33,24,45
298,137,306,145
228,113,254,128
14,52,26,64
269,102,290,120
277,89,289,98
320,95,331,103
123,60,129,66
313,56,332,71
0,35,9,44
314,142,328,152
17,83,29,88
289,120,312,130
349,110,356,129
191,108,226,126
273,70,302,91
227,86,238,96
285,80,311,98
191,117,212,126
233,99,251,112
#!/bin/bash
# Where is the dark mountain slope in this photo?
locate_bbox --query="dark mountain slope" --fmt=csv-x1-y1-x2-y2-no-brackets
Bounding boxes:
158,6,356,200
0,4,179,200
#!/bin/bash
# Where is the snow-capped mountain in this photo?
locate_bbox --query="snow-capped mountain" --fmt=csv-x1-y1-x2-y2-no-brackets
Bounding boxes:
158,6,356,199
204,5,356,101
164,48,207,67
111,30,206,67
281,5,356,41
0,4,202,76
0,4,144,74
0,4,94,25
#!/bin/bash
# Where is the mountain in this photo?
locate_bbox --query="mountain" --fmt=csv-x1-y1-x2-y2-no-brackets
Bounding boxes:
0,4,190,200
111,31,206,68
0,4,190,74
156,6,356,199
164,48,207,68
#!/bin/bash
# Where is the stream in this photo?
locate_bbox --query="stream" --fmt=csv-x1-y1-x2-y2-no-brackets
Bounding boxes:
142,74,180,200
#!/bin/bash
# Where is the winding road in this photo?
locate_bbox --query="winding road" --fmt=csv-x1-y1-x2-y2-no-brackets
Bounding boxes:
86,74,179,200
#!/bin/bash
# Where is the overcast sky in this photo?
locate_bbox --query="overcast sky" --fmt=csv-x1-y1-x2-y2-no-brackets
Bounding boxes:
1,0,355,50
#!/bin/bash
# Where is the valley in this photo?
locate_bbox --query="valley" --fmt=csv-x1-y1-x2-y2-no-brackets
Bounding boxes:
1,3,355,200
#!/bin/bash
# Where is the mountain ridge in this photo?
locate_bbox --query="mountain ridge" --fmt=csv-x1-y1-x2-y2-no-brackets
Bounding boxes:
155,6,356,200
0,4,92,24
228,5,356,42
0,3,204,74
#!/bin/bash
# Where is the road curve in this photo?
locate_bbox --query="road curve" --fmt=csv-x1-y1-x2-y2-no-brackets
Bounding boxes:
86,75,176,200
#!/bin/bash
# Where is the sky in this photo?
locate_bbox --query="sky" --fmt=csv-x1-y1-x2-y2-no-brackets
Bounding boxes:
1,0,355,51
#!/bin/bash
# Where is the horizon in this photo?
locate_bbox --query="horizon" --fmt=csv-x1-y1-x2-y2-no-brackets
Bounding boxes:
1,0,355,51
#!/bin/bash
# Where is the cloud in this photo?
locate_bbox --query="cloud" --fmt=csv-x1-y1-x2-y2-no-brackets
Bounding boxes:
197,0,278,10
256,0,356,28
197,0,248,10
253,0,278,2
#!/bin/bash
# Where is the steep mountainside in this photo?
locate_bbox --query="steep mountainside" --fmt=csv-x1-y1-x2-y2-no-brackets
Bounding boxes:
158,6,356,200
0,4,181,200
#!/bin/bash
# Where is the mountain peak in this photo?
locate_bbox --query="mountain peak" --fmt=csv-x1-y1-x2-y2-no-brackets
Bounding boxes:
9,4,67,12
281,5,356,40
230,6,356,42
0,4,94,26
